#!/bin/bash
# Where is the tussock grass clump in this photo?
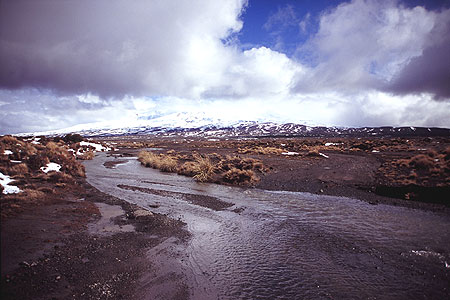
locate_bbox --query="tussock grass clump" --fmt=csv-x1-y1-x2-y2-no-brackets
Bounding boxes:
217,156,267,173
138,149,268,186
158,156,178,172
191,155,215,182
138,151,178,172
223,168,259,185
1,135,86,180
48,172,75,184
138,151,158,168
1,135,90,218
175,154,215,182
177,161,198,177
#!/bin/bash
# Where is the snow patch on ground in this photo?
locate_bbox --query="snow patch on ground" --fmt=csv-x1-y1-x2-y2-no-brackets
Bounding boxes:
282,152,299,156
40,162,62,173
0,172,22,194
80,141,111,152
319,153,329,159
30,137,41,145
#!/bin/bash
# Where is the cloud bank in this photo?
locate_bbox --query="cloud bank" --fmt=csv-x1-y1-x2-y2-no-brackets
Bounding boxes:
0,0,449,134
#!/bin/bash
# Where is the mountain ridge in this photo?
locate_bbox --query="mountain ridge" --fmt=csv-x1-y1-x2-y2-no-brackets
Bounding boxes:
16,111,450,138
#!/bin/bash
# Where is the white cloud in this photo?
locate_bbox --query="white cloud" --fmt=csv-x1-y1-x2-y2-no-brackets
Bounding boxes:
294,0,438,92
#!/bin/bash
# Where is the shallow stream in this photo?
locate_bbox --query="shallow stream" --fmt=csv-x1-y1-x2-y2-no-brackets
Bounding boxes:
85,153,450,299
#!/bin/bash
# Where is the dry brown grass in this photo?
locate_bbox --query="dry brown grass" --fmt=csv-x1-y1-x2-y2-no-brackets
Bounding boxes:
238,146,284,155
191,155,215,182
409,154,435,170
177,161,198,177
76,150,95,160
138,149,267,185
1,135,87,189
222,168,259,185
306,149,321,157
48,172,75,183
377,147,450,189
8,163,29,177
217,156,267,172
138,151,178,172
158,156,178,172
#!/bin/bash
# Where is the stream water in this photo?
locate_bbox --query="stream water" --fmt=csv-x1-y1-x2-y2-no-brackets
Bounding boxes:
85,153,450,299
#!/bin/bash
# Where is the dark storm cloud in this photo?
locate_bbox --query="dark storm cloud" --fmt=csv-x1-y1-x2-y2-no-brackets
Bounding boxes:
388,10,450,99
0,0,245,99
0,1,146,98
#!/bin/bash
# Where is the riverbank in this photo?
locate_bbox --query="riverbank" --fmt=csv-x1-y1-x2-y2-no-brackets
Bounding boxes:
1,135,189,299
1,180,188,299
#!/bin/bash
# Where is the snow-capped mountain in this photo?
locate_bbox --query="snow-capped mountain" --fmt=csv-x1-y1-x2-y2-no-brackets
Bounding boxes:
18,111,450,138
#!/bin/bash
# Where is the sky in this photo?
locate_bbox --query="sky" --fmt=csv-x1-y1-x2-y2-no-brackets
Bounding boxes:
1,0,450,134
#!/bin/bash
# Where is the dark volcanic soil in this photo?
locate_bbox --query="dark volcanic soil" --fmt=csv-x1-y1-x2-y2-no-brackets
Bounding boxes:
1,181,188,300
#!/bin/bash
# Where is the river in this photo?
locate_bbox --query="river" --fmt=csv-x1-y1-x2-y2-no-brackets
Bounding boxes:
84,153,450,299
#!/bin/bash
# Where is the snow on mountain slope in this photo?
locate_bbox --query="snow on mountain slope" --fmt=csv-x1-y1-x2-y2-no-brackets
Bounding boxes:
16,111,450,138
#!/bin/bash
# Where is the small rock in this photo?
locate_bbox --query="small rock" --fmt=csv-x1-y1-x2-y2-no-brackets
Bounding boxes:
133,209,153,218
20,261,30,267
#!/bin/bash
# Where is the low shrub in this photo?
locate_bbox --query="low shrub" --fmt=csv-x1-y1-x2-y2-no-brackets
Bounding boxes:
8,163,29,177
139,150,268,185
409,154,434,170
27,154,50,171
306,149,321,157
63,133,83,143
76,150,95,160
48,172,75,183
